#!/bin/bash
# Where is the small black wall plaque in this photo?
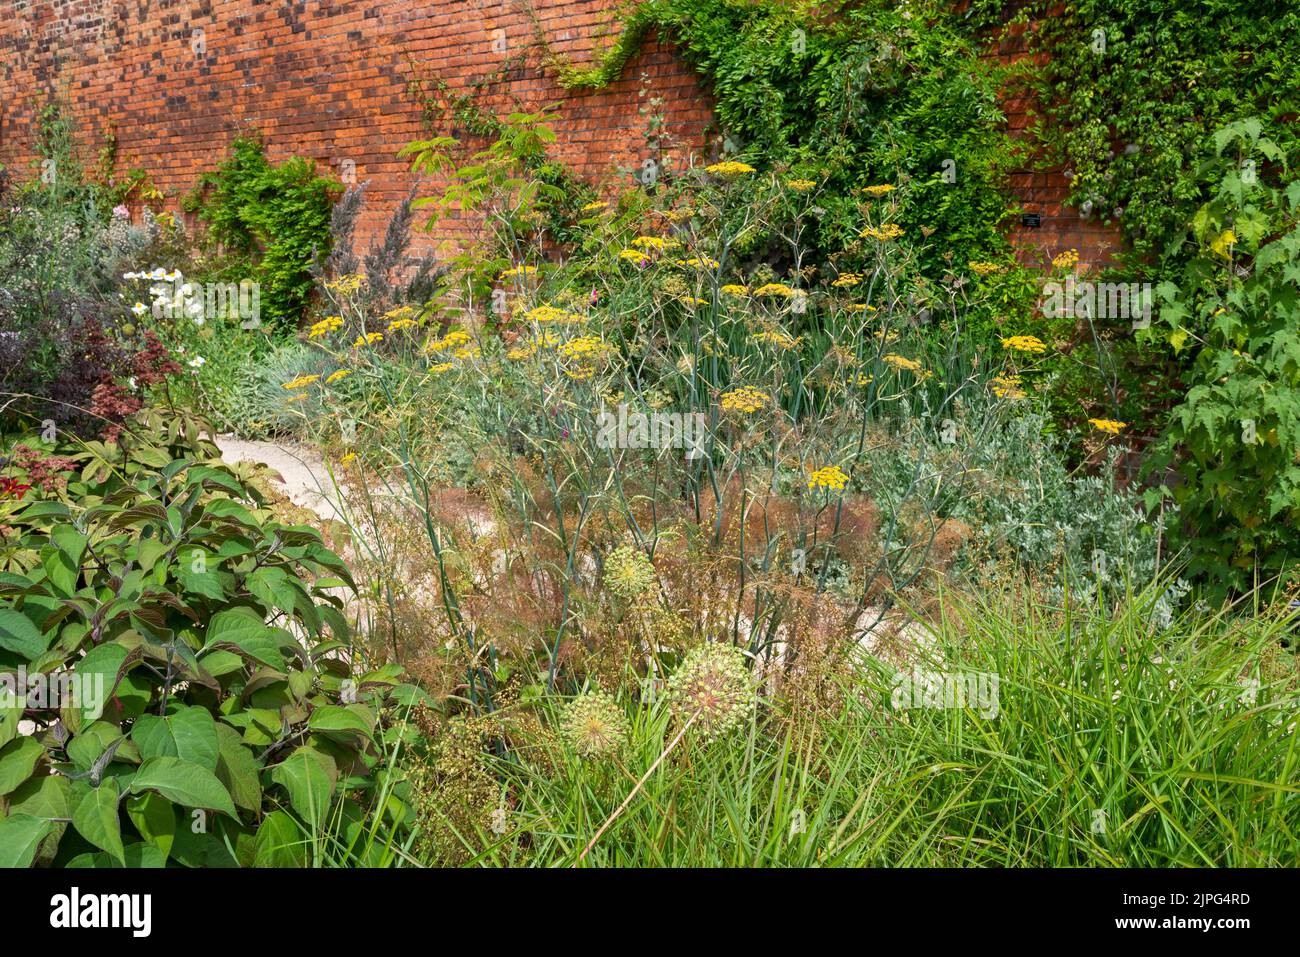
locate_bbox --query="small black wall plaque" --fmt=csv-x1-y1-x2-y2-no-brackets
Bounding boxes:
1021,212,1042,228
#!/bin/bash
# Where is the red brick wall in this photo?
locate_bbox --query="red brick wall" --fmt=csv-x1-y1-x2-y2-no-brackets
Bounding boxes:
0,0,1117,266
0,0,714,255
988,15,1120,270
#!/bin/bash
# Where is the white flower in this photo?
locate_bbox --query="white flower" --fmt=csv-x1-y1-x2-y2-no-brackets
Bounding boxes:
187,356,205,369
166,270,183,282
150,267,167,280
127,376,137,389
131,302,148,316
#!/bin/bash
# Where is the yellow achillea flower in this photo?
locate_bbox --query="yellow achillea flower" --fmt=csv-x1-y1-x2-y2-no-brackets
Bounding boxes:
720,386,769,414
340,452,357,466
705,161,756,179
750,330,800,350
753,282,796,298
989,374,1026,400
618,248,652,264
282,374,321,390
559,335,611,360
1001,335,1048,354
353,332,383,348
325,274,366,295
525,304,584,323
325,369,351,384
861,224,905,241
1051,249,1079,270
499,265,538,279
425,330,472,353
581,200,608,212
882,353,923,374
428,362,455,374
679,296,710,307
720,284,749,296
661,207,695,223
679,256,720,270
832,273,863,287
631,235,682,251
969,261,1005,276
846,303,877,313
308,315,343,338
1088,417,1127,435
787,179,817,192
386,317,418,332
862,184,897,197
807,465,849,491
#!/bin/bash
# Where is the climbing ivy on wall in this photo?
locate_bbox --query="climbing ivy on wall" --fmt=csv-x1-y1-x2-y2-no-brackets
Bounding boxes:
528,0,1026,278
961,0,1300,270
185,137,341,328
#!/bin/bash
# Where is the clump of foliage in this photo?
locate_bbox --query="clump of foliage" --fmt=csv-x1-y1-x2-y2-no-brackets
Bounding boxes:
0,408,423,866
533,0,1023,278
1148,119,1300,594
186,137,341,329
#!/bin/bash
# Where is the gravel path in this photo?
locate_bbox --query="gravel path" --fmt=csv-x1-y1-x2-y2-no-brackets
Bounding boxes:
212,434,349,522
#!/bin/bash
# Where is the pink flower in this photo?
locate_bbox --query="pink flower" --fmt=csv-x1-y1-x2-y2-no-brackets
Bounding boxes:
112,204,130,219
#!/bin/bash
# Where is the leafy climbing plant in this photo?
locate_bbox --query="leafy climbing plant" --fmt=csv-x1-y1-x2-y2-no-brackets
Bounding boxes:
1148,119,1300,593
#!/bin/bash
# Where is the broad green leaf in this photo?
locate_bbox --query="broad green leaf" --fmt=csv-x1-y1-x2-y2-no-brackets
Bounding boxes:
0,813,55,867
132,706,220,771
254,810,309,867
203,608,287,672
126,791,177,861
270,747,336,827
214,723,262,813
0,736,45,795
129,757,237,818
72,778,125,865
0,608,49,659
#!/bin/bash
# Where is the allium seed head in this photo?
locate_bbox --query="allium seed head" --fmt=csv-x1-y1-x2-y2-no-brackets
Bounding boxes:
560,690,630,759
667,643,757,740
604,545,657,600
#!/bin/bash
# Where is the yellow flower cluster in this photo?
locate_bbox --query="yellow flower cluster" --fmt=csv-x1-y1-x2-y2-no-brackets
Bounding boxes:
1088,417,1127,434
524,305,584,323
753,282,796,298
325,274,366,296
720,386,769,414
386,317,418,332
353,332,383,348
968,261,1005,276
325,369,351,384
281,374,321,390
862,184,897,197
831,273,862,288
705,161,756,179
787,179,817,192
499,265,538,279
1001,335,1048,354
308,315,344,339
581,200,608,212
989,374,1026,400
882,353,923,375
425,329,472,354
678,256,720,270
1210,229,1236,259
720,284,749,297
1051,249,1080,270
750,330,800,351
846,303,877,313
807,465,849,491
428,362,456,374
618,248,652,264
861,224,905,241
631,235,682,251
661,207,695,223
